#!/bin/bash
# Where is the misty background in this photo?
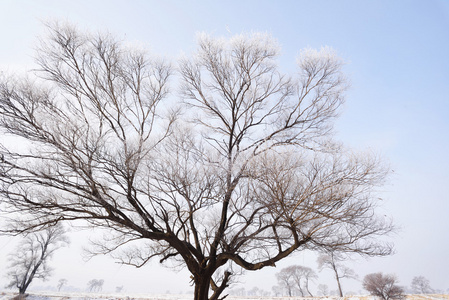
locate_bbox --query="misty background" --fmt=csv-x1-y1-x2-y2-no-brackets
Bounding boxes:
0,0,448,295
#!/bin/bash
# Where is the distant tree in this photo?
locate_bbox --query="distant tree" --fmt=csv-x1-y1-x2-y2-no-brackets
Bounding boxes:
301,266,318,296
329,289,339,296
363,272,404,300
250,287,269,297
276,266,296,296
272,286,282,296
57,278,68,291
4,225,68,294
276,265,317,296
87,279,104,292
115,285,124,293
248,286,262,296
317,284,329,296
230,287,246,296
317,251,357,296
411,276,434,294
262,289,271,297
0,22,395,300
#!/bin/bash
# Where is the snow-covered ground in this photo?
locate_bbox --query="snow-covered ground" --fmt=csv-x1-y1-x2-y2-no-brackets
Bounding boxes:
0,292,448,300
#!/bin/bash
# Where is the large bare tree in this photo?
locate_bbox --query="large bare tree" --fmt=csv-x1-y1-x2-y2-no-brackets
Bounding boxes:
0,23,394,300
4,225,68,295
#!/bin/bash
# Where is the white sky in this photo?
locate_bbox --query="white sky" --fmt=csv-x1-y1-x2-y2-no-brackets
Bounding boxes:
0,0,448,296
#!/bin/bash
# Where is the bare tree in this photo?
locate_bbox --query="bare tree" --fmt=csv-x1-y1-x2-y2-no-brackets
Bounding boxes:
0,22,394,300
363,273,404,300
276,266,296,296
87,279,104,292
317,284,329,296
248,286,265,296
276,265,317,296
317,250,357,296
411,276,434,294
4,225,68,294
302,266,318,296
271,286,282,297
230,287,246,296
57,278,68,291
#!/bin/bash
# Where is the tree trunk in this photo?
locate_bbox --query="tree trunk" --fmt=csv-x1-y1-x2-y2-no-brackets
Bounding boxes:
194,274,211,300
18,287,26,295
19,277,32,295
298,286,304,297
336,275,343,297
305,278,314,296
331,262,343,297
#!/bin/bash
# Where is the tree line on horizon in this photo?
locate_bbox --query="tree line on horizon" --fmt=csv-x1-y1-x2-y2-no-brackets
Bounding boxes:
1,225,440,299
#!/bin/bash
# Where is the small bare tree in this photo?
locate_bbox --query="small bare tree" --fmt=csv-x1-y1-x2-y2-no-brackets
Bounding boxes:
230,287,246,296
57,278,68,291
411,276,434,294
276,265,317,296
87,279,104,292
317,251,357,296
363,272,404,300
271,286,282,297
276,266,296,296
0,22,394,300
4,225,68,294
317,284,329,296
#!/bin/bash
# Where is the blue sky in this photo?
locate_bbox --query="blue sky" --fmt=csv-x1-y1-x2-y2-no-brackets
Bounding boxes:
0,0,448,295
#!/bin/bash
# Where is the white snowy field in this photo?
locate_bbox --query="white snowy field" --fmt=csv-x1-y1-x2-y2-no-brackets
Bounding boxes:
0,291,448,300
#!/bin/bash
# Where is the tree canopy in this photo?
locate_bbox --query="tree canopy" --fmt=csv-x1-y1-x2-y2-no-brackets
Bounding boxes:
0,23,394,300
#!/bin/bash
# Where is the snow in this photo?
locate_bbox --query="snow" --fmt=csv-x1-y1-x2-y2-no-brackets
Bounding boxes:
0,292,448,300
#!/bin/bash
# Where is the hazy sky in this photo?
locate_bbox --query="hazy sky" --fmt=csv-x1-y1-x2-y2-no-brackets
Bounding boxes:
0,0,448,295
